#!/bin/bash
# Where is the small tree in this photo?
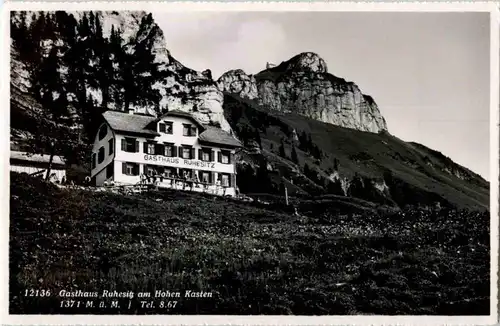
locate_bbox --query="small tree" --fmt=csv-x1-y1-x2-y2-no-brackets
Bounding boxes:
298,131,308,151
303,163,311,178
256,156,272,193
334,158,339,171
326,178,344,196
29,45,75,181
291,144,298,164
254,130,262,149
279,138,286,158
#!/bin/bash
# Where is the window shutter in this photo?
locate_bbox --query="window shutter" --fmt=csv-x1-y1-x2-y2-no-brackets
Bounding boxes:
191,148,195,160
210,150,214,162
121,139,126,151
134,164,139,176
122,162,127,174
198,149,202,160
173,146,177,157
230,153,235,164
135,140,139,152
155,144,163,155
218,152,222,163
211,172,215,184
231,174,236,188
143,142,148,153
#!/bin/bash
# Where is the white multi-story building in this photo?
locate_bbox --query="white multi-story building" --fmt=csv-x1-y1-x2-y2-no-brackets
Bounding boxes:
90,109,242,196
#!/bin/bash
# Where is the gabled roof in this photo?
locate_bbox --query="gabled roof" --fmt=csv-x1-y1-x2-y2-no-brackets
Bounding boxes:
102,110,160,136
101,110,242,148
10,151,65,165
199,126,242,148
155,110,206,130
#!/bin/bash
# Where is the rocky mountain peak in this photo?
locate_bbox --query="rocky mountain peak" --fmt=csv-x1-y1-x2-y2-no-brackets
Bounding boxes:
217,69,258,100
283,52,328,74
218,52,388,133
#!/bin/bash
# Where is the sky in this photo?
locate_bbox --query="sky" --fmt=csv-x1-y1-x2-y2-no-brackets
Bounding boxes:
154,12,491,180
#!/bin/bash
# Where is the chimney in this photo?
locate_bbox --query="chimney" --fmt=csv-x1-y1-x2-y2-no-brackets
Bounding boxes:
128,109,134,115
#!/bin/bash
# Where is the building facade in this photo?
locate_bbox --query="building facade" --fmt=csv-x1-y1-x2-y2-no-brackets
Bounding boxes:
10,150,66,182
90,110,242,196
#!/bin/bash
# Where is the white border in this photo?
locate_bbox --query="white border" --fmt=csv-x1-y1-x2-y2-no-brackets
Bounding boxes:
0,1,498,325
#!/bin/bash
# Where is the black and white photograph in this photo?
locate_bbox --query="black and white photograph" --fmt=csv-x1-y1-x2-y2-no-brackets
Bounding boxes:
3,1,499,324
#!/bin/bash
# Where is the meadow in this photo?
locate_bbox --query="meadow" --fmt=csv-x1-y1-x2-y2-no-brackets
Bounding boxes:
9,172,490,315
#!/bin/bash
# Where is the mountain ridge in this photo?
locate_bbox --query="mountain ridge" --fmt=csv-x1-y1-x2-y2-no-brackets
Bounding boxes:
9,10,489,210
217,51,388,133
222,92,488,210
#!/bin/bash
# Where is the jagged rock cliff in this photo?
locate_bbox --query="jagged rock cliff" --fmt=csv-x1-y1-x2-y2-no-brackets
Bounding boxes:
217,69,258,100
218,52,388,133
92,12,229,131
11,11,230,132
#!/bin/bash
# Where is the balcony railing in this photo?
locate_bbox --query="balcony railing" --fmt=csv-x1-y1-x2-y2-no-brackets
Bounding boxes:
107,174,235,196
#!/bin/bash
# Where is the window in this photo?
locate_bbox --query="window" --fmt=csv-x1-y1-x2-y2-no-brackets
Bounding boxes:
98,147,105,164
183,124,196,137
98,125,107,140
122,162,139,176
182,147,191,159
164,168,174,178
221,174,230,187
218,150,231,164
146,165,156,176
180,169,195,179
91,153,96,169
121,137,138,152
108,138,114,155
164,145,173,157
165,122,173,134
106,164,114,179
199,148,212,162
181,146,194,159
147,143,155,155
200,171,210,184
159,122,173,134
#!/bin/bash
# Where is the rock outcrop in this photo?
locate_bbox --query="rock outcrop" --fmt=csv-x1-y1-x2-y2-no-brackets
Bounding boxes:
88,12,231,130
217,69,258,100
11,11,231,132
217,52,388,133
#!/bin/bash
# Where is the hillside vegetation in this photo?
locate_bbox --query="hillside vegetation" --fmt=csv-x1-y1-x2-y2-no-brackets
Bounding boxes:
223,93,489,210
10,172,489,315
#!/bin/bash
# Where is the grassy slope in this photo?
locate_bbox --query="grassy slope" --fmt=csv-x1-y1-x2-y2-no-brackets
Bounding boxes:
10,172,489,315
280,113,489,208
223,94,489,210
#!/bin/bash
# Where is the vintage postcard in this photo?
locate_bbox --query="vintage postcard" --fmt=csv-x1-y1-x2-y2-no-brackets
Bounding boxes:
0,1,499,325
